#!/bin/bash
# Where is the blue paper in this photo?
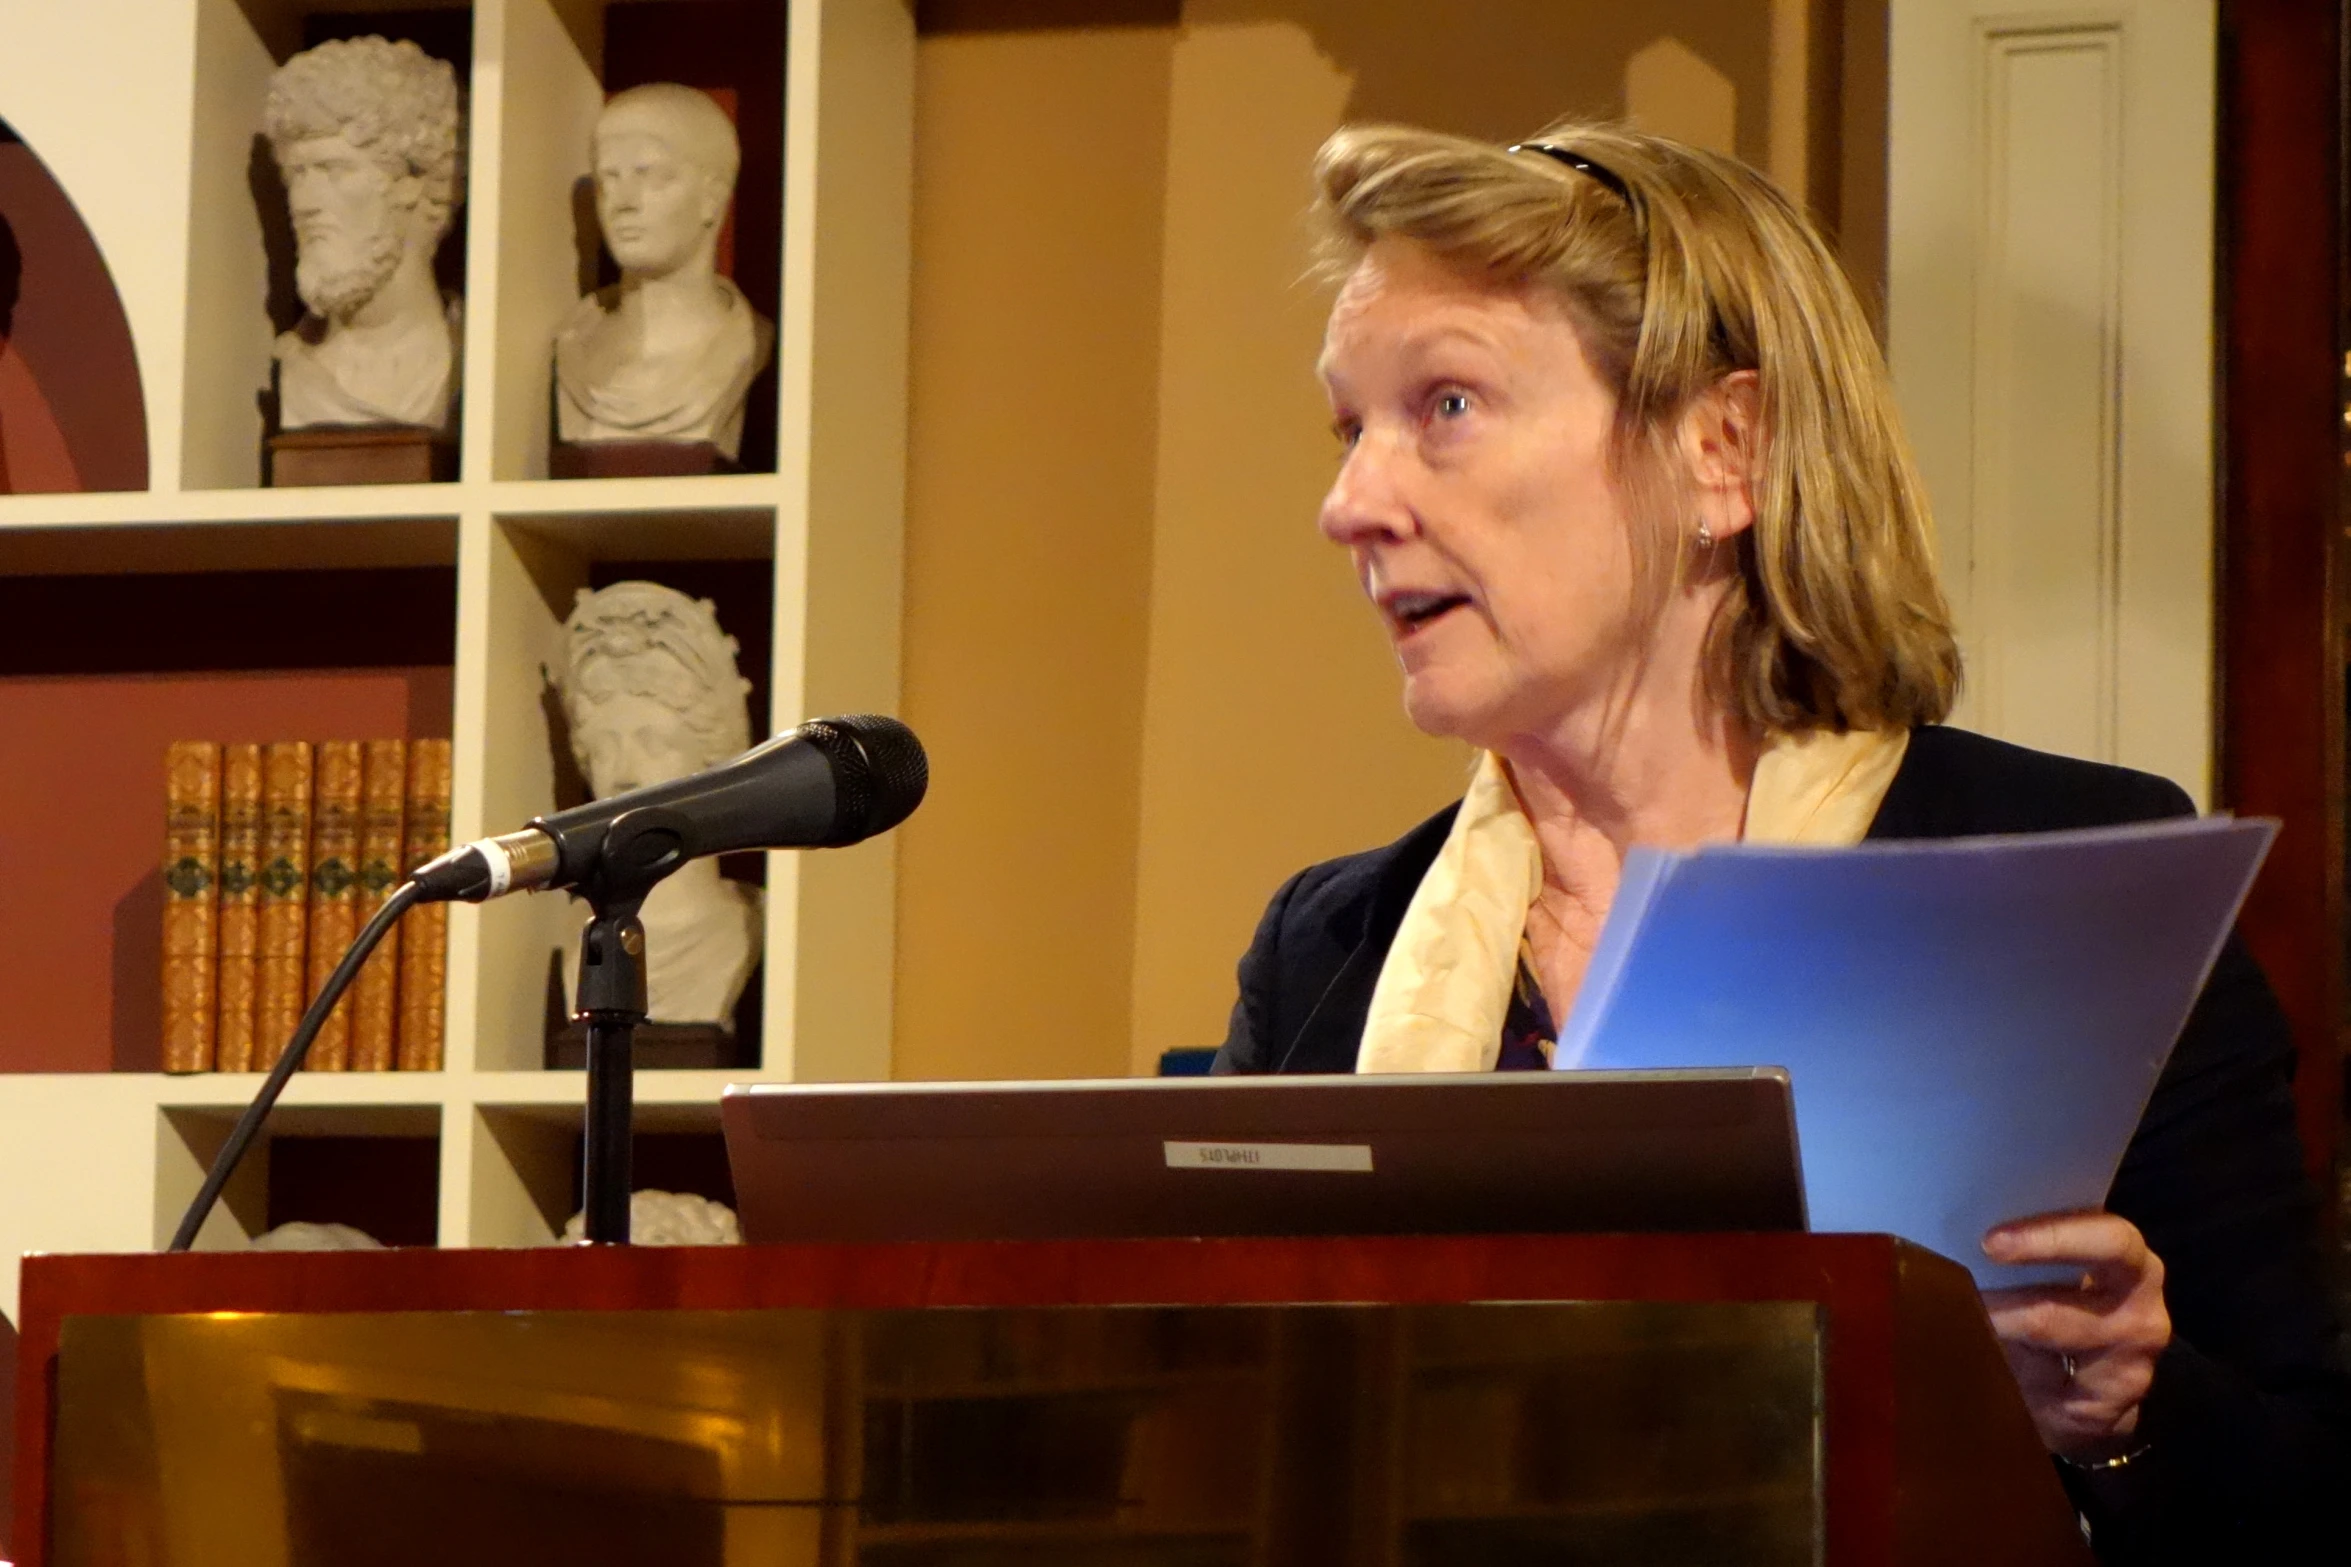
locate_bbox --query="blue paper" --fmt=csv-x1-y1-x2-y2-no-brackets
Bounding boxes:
1555,817,2274,1284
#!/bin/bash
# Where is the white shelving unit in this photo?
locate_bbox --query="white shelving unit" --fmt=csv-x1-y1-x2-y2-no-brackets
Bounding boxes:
0,0,913,1310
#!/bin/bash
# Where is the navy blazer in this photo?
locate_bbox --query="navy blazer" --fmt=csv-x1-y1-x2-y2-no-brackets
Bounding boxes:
1213,725,2349,1562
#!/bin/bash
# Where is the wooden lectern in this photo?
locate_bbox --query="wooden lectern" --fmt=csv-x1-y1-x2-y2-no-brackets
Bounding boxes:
10,1234,2090,1566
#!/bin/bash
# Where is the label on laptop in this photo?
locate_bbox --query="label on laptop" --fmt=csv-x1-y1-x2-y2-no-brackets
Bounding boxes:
1163,1140,1374,1173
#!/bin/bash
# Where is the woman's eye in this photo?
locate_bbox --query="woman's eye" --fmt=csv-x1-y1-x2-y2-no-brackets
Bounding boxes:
1332,420,1362,450
1433,390,1472,420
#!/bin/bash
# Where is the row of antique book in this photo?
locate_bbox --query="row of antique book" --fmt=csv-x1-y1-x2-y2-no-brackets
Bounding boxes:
161,739,453,1074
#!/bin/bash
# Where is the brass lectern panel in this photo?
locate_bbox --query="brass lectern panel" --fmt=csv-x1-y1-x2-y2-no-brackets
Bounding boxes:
53,1301,1820,1567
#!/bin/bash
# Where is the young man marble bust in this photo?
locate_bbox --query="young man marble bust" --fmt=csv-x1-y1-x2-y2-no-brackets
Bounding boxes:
263,36,464,431
553,84,774,460
556,581,761,1026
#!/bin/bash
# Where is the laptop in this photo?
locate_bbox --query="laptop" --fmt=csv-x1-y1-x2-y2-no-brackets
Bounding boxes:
719,1069,1804,1245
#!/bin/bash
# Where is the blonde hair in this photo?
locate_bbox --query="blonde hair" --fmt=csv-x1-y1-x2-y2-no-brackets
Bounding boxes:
1311,119,1959,734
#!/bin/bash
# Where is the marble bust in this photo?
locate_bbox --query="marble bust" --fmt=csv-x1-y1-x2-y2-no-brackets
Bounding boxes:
562,1190,742,1245
263,36,464,431
553,84,773,459
556,581,760,1025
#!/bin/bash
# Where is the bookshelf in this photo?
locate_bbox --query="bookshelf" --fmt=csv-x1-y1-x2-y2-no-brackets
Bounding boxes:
0,0,912,1306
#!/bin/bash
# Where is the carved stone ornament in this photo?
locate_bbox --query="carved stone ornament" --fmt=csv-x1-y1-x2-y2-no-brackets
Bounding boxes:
251,1220,385,1251
263,36,464,432
554,580,760,1026
562,1190,743,1246
553,83,774,459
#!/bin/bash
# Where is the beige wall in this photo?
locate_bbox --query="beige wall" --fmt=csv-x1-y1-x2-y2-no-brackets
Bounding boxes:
897,2,1831,1081
893,23,1174,1081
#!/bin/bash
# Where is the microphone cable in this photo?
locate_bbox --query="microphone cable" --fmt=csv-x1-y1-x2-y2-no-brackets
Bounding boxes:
167,879,427,1253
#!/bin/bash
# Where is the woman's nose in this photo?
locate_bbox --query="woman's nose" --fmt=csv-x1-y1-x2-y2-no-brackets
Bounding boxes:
1317,433,1414,546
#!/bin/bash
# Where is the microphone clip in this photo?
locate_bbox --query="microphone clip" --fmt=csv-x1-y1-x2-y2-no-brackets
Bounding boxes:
563,803,694,908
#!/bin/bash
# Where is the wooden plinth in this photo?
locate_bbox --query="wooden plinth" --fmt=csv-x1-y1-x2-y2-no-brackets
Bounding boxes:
543,1020,745,1071
550,440,741,479
268,426,455,487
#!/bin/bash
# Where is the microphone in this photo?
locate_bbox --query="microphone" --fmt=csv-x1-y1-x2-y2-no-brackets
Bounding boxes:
409,714,928,904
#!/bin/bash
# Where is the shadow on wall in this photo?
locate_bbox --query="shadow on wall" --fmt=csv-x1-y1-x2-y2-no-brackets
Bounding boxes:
0,118,147,492
917,0,1772,160
0,207,17,334
248,136,300,339
1209,0,1770,157
111,870,165,1073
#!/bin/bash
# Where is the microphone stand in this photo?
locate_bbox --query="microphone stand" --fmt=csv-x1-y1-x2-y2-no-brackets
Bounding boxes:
563,806,692,1245
576,895,648,1244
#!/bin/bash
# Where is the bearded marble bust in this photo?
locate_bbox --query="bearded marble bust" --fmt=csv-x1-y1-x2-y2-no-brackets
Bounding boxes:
264,36,464,431
553,84,773,460
556,581,761,1026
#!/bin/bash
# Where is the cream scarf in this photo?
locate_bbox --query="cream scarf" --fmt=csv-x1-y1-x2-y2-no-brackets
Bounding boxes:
1354,727,1910,1073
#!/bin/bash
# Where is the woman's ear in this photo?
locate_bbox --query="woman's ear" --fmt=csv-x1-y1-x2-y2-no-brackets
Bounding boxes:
1678,370,1762,543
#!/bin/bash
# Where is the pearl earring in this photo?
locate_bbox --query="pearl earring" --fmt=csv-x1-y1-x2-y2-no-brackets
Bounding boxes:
1695,522,1715,551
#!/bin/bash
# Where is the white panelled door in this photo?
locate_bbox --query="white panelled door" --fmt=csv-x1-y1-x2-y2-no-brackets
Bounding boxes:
1888,1,2217,804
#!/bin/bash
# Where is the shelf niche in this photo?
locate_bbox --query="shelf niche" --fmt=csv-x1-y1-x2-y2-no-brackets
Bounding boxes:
0,118,149,493
183,1,477,492
471,508,775,1072
488,0,785,483
0,547,457,1073
159,1103,442,1251
471,1101,730,1247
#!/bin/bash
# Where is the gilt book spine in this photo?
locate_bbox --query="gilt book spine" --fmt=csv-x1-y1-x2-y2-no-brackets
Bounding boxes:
160,741,221,1074
349,738,407,1071
214,744,264,1072
254,741,314,1069
397,738,452,1071
304,741,364,1070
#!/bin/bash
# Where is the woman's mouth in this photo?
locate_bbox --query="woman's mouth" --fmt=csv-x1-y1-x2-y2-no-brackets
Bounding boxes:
1384,590,1472,634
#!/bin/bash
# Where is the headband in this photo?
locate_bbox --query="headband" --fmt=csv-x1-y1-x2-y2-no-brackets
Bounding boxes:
1508,141,1635,208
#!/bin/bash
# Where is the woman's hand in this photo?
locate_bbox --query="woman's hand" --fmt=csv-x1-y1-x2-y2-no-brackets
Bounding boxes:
1980,1210,2171,1460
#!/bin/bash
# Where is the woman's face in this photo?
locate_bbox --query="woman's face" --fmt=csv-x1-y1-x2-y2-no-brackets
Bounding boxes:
1317,237,1648,750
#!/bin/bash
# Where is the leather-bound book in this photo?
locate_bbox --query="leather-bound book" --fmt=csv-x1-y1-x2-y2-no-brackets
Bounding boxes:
254,741,314,1069
160,741,221,1074
397,739,453,1071
304,741,364,1070
349,738,408,1071
214,744,264,1072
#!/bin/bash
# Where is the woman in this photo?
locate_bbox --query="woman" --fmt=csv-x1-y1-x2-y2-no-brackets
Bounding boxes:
1214,120,2347,1559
